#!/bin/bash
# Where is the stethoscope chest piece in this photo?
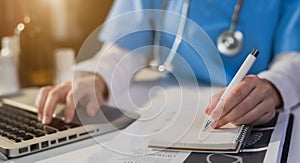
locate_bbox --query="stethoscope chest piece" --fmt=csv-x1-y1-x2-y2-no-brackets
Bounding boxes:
217,30,243,56
217,0,244,56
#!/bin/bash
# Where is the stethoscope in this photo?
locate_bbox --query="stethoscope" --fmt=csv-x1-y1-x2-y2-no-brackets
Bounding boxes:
149,0,244,72
217,0,244,56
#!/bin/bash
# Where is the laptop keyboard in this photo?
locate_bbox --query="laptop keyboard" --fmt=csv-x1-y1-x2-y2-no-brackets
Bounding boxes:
0,105,81,143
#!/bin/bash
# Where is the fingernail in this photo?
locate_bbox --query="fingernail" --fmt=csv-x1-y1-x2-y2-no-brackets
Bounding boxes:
42,116,48,124
65,115,72,123
38,114,42,121
212,123,218,129
87,109,96,117
89,110,96,117
205,108,209,114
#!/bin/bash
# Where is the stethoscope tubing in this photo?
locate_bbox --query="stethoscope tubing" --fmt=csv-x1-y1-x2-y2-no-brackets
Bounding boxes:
230,0,243,32
153,0,190,72
152,0,243,71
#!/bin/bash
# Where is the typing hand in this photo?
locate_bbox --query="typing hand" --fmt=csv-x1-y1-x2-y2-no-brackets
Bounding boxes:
35,72,108,124
205,75,282,128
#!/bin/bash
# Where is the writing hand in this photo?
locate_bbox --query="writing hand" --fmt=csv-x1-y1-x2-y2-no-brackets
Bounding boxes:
205,75,282,128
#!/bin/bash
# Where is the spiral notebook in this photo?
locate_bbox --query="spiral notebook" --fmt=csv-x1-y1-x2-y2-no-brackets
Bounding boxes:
148,111,251,153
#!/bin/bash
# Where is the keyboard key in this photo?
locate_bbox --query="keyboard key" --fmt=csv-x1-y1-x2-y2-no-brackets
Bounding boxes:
7,134,18,141
0,129,4,135
11,128,20,135
42,126,57,134
22,134,34,141
67,123,81,129
14,137,23,143
33,129,46,137
16,130,27,138
26,127,36,133
48,119,68,131
0,104,83,143
29,120,39,126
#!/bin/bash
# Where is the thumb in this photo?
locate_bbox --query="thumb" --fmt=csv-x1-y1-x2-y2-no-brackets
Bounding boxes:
85,87,106,117
85,97,103,117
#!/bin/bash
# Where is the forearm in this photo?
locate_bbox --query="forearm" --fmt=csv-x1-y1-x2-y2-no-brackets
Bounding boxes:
258,52,300,110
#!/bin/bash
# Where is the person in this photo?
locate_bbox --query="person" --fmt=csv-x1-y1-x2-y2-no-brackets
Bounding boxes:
35,0,300,128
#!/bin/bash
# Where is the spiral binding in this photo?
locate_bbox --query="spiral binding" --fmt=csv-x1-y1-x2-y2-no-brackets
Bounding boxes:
236,125,251,143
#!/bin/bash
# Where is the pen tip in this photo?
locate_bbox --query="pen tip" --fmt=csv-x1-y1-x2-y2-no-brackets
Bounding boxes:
204,120,213,130
251,49,259,57
199,119,214,140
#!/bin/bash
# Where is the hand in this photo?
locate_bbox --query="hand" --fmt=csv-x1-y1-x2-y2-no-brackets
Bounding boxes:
35,72,108,124
205,75,282,128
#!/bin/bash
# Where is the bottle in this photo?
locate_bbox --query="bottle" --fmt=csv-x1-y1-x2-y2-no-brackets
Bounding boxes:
1,36,20,65
54,48,75,84
0,37,20,96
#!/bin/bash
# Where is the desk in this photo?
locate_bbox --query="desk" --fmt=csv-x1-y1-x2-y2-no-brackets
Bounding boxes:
2,73,300,163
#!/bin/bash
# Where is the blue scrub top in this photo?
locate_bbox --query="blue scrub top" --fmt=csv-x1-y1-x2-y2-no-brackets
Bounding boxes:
99,0,300,85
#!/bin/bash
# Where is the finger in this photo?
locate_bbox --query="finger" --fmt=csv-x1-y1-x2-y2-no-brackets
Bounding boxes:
42,83,71,124
213,86,263,127
65,91,76,123
35,86,53,121
231,98,273,126
210,76,257,121
86,100,98,117
206,88,225,115
72,78,92,105
251,112,275,126
214,79,256,117
73,76,106,117
85,91,106,117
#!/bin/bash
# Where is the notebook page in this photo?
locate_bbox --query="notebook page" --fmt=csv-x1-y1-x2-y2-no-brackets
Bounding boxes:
149,110,242,150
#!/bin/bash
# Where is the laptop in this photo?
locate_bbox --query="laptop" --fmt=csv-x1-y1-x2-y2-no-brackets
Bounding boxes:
0,90,139,160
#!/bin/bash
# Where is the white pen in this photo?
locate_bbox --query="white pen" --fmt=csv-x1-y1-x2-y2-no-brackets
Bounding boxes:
203,49,259,131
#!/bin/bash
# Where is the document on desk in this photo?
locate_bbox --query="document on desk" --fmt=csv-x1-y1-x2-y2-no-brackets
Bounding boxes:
100,96,193,163
148,110,251,153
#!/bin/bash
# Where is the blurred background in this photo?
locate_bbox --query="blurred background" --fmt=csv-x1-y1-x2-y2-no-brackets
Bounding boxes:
0,0,113,89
